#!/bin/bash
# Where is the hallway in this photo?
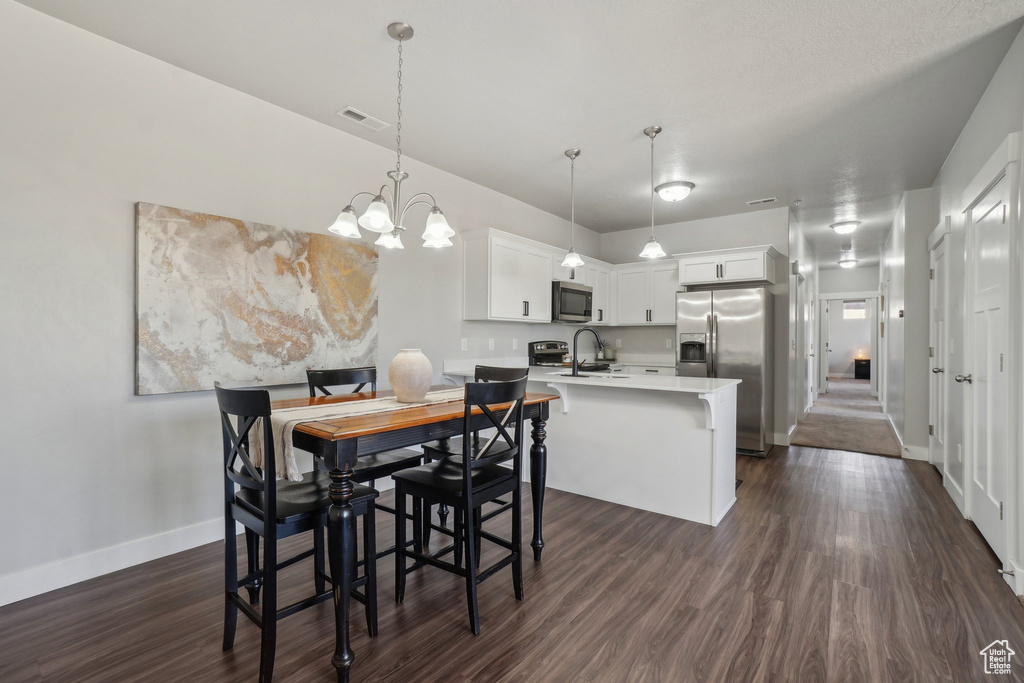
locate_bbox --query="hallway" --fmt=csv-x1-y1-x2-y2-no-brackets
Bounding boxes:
792,378,902,457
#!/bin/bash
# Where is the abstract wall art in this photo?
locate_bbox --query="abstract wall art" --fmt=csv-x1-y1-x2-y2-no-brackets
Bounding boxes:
135,202,378,395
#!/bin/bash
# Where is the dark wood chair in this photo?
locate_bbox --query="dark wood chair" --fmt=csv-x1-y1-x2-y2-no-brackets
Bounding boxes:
305,367,425,558
421,366,529,533
392,376,529,635
216,384,379,683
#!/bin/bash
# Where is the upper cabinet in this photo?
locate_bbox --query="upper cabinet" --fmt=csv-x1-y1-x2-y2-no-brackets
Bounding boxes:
615,261,679,325
586,264,613,325
464,233,553,322
678,246,779,286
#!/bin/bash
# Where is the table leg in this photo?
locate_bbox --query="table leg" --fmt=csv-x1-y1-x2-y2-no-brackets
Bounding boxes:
328,462,356,683
529,413,547,562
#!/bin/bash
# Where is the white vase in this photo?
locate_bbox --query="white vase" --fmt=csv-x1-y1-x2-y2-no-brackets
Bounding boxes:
388,349,433,403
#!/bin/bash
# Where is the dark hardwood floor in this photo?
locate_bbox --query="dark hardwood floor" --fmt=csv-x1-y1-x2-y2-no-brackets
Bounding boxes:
2,446,1023,682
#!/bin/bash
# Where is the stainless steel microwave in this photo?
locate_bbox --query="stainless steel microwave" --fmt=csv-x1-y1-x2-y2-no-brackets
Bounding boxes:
551,281,593,323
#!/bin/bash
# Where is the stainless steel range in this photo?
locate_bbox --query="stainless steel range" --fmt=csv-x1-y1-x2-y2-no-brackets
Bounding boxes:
528,340,610,371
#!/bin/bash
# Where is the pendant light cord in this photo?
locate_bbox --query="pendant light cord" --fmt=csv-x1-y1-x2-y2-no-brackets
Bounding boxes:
570,155,575,250
396,37,403,174
650,134,656,238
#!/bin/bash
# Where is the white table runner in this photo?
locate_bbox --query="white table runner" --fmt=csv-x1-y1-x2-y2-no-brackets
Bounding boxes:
251,387,466,481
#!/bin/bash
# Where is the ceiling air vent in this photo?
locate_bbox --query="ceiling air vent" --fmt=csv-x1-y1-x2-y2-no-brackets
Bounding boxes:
746,197,778,206
336,107,390,131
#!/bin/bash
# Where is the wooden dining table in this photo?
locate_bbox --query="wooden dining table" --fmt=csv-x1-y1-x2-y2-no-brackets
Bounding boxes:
270,387,559,683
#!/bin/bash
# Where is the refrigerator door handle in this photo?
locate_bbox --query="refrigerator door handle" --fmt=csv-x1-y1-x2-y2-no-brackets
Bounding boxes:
706,314,714,377
712,314,719,377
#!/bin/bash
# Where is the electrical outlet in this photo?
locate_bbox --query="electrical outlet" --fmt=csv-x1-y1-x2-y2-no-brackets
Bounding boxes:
488,338,495,351
615,339,622,349
461,338,468,351
665,338,672,349
512,339,518,351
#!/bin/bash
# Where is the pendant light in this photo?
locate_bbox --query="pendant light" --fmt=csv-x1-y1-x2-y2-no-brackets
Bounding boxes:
561,149,585,268
639,126,667,259
327,23,453,249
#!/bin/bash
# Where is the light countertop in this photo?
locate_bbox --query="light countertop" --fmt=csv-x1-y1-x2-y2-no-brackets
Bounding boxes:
442,361,739,394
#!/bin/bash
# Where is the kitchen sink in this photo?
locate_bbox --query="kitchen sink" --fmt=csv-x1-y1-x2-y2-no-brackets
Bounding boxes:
552,372,630,379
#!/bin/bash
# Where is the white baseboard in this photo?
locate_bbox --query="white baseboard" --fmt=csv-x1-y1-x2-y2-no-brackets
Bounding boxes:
902,445,929,461
0,517,227,608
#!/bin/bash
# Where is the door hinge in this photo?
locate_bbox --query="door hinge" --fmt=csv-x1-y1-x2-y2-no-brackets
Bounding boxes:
1000,501,1004,520
929,346,934,358
1000,353,1004,371
1003,205,1007,224
929,424,934,436
929,268,934,280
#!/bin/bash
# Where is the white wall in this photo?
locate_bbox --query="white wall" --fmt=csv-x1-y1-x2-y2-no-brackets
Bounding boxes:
929,25,1024,559
827,305,871,377
789,215,820,429
598,207,806,442
818,266,880,294
0,2,603,603
878,189,935,454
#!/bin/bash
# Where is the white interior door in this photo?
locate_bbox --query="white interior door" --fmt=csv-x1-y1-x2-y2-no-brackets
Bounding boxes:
929,238,948,469
965,172,1011,562
820,300,830,394
807,287,816,406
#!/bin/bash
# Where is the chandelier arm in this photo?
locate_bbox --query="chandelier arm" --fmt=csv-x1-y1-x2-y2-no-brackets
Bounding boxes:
398,197,437,225
347,191,378,207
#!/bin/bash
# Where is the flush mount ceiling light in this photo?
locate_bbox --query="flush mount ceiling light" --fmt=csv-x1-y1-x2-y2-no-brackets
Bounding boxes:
561,149,585,269
655,181,695,202
327,22,453,249
639,126,668,259
831,220,861,235
838,255,859,268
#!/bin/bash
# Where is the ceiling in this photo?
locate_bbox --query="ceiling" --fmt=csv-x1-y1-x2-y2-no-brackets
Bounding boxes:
17,0,1024,268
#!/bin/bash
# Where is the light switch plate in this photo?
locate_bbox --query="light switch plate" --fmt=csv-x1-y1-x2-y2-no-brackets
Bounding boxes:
461,338,468,351
488,338,495,351
512,339,518,351
665,338,672,349
615,339,622,349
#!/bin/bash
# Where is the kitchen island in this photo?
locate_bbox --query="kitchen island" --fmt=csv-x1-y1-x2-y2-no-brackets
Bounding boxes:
443,361,740,526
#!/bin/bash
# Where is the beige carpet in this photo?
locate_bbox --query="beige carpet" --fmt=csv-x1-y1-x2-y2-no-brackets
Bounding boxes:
790,378,902,457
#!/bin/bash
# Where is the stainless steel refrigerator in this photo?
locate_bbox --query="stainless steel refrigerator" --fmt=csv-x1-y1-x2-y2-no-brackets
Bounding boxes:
676,287,774,456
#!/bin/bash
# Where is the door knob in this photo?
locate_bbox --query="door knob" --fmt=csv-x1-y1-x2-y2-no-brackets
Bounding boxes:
932,367,944,374
954,374,973,384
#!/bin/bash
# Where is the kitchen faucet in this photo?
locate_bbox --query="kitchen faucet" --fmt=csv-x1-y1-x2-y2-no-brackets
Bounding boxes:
572,327,604,376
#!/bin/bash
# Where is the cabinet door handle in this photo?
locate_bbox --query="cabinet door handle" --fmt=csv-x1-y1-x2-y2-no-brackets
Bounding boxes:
598,309,603,322
523,301,528,317
645,369,658,373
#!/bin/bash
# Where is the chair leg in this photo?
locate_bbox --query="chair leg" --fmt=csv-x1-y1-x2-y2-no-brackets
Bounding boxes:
453,510,463,569
412,497,423,554
223,513,238,651
512,485,524,601
313,523,326,595
244,528,261,604
395,488,407,604
473,507,483,570
422,500,433,546
438,503,450,529
363,504,378,637
463,505,481,635
258,528,278,683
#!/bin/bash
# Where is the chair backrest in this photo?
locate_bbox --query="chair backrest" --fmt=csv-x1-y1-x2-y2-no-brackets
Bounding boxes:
461,377,529,488
474,365,529,382
306,367,377,397
215,383,276,519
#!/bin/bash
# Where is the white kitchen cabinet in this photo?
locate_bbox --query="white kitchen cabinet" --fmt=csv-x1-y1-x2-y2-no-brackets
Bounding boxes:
615,261,679,325
552,260,586,284
464,234,552,322
586,264,613,324
623,365,676,376
677,246,778,286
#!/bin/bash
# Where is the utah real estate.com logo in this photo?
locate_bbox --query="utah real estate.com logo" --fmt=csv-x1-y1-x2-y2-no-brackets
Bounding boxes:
980,640,1015,675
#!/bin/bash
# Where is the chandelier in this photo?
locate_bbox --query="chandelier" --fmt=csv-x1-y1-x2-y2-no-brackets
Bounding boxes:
328,22,454,249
